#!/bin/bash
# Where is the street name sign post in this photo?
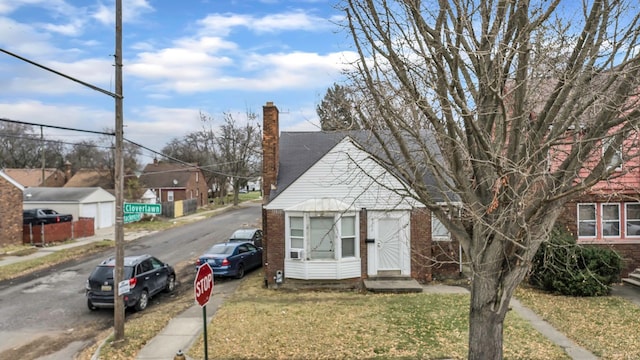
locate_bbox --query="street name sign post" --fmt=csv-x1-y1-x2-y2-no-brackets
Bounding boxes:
194,263,214,360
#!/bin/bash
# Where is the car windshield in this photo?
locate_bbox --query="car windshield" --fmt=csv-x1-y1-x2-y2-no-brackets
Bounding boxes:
208,244,236,255
231,229,255,239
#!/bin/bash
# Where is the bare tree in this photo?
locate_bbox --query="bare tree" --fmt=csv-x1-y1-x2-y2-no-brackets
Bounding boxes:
212,111,262,205
343,0,640,359
0,122,43,168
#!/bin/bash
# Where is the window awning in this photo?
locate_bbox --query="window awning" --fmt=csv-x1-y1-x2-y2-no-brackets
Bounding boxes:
286,198,355,212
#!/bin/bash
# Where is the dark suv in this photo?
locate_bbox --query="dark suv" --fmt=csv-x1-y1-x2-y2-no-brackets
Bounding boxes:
85,254,176,312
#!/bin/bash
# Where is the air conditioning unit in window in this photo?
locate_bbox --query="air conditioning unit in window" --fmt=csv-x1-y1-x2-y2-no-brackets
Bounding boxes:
290,248,304,260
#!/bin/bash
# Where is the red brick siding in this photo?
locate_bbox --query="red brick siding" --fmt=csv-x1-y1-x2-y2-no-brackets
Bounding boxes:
263,209,285,287
262,102,279,202
428,210,462,280
559,198,640,277
411,208,432,282
0,177,22,247
359,208,368,279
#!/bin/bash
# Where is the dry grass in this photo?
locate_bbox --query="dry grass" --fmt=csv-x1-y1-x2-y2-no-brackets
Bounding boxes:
188,272,569,360
0,240,113,282
516,286,640,360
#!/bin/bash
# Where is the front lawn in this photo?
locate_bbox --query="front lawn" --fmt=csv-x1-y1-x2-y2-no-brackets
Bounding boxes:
188,272,570,360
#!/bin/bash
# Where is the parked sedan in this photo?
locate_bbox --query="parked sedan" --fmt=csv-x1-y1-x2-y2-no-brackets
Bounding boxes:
229,228,263,247
195,241,263,279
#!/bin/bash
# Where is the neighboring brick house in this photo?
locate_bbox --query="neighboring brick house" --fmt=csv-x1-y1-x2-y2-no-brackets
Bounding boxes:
2,168,68,187
0,171,24,246
139,160,209,207
261,102,460,289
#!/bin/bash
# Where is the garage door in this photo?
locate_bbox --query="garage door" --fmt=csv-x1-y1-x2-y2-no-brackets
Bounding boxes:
80,204,98,229
99,202,114,228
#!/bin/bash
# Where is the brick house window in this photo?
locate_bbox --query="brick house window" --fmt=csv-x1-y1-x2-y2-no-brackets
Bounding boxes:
431,216,450,241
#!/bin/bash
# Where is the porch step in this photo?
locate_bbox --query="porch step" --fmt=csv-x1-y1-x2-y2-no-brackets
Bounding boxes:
622,268,640,289
363,278,423,293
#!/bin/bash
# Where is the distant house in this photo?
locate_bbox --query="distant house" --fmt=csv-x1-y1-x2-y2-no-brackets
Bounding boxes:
139,160,209,207
64,168,114,190
260,102,460,289
1,168,68,187
0,172,24,246
23,187,116,229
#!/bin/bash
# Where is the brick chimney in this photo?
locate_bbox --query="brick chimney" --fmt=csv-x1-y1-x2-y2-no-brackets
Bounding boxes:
64,160,72,181
262,102,279,202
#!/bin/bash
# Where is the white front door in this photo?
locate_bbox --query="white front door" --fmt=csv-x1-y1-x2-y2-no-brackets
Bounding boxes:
367,211,410,276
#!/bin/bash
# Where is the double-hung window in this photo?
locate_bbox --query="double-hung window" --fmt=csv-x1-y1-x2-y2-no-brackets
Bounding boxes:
601,203,620,237
577,204,596,238
626,203,640,238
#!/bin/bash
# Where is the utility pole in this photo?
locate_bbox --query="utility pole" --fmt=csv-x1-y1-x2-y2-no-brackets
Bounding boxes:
113,0,125,341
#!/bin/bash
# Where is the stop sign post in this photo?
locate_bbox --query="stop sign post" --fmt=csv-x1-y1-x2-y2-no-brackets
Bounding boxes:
195,263,214,360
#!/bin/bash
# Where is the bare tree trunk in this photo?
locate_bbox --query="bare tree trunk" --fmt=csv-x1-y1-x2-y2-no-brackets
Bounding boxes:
468,275,508,360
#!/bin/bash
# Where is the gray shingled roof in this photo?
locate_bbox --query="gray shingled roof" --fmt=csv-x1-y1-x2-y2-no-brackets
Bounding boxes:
272,130,455,203
23,187,105,202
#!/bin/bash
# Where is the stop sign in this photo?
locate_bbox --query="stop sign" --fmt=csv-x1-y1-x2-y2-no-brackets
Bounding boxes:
194,263,214,307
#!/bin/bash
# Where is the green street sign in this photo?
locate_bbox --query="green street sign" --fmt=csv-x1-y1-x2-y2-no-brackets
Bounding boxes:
124,203,162,214
124,213,142,224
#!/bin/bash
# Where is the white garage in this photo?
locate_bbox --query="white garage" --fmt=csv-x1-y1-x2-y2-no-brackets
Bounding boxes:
23,187,116,229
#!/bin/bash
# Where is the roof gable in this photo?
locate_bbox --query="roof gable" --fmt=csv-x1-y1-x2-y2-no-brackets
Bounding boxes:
2,168,62,187
265,137,420,210
140,162,201,188
270,130,452,204
0,171,25,191
64,168,113,189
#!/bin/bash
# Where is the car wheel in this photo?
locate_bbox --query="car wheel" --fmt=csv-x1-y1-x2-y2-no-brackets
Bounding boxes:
135,290,149,311
236,264,245,279
164,274,176,293
87,299,97,311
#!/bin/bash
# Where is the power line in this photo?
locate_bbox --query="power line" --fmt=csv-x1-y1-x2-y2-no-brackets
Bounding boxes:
0,117,114,136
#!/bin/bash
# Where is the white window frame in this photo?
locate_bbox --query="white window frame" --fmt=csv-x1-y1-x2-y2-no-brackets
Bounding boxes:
431,215,451,241
167,190,174,202
625,203,640,238
577,203,597,238
286,212,359,260
601,203,620,238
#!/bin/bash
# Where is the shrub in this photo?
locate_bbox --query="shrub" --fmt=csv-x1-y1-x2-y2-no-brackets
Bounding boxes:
529,226,622,296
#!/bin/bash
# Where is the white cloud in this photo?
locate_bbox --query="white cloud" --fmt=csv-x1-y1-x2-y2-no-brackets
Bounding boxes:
197,10,333,36
91,0,154,25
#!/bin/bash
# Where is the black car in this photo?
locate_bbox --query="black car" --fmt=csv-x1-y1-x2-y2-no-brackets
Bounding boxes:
85,254,176,312
195,241,263,279
229,228,263,247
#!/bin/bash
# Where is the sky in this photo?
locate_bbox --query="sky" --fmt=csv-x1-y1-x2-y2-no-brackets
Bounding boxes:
0,0,357,163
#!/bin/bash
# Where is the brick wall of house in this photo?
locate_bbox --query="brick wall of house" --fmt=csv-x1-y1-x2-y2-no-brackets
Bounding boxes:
185,171,209,207
0,177,22,247
263,209,285,288
427,210,463,280
558,199,640,277
359,208,369,279
262,102,279,202
411,208,433,283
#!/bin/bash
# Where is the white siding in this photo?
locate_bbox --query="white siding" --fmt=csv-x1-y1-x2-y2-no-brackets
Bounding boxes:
80,204,98,229
284,258,361,280
265,138,421,211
